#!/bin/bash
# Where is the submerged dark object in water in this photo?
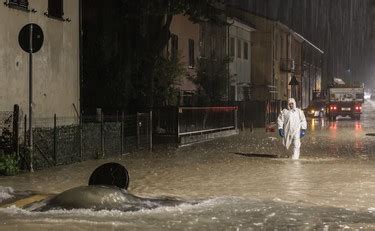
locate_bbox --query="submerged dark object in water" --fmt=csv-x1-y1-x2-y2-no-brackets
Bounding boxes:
27,162,190,212
32,185,184,212
88,162,129,189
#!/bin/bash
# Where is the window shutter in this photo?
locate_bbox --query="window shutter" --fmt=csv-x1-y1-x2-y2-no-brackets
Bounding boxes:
188,39,195,67
9,0,29,8
171,34,178,60
48,0,63,18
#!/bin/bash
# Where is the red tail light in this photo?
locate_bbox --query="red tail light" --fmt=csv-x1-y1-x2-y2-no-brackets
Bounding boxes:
330,105,337,111
355,105,362,111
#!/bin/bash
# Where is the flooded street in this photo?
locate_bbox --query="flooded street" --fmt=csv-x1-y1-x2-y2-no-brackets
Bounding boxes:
2,101,375,230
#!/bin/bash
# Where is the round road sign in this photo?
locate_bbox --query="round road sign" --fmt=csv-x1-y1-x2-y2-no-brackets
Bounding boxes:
18,23,44,53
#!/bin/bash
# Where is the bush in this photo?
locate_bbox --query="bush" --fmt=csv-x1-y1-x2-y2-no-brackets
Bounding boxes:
152,53,185,106
0,153,19,176
191,56,231,104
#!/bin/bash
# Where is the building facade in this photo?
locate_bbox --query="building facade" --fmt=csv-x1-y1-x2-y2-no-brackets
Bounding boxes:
277,24,303,104
0,0,80,122
169,14,256,105
227,7,322,108
301,41,324,108
228,18,255,101
169,14,200,106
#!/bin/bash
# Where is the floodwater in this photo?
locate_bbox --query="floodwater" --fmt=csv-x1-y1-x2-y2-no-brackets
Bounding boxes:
2,102,375,230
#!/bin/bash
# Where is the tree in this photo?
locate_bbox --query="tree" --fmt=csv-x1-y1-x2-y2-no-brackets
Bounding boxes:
82,0,225,114
192,56,231,105
152,54,185,107
121,0,226,109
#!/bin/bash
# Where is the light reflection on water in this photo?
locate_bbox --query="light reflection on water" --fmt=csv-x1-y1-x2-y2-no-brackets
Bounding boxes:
355,121,363,131
279,161,310,198
310,118,316,131
328,121,337,135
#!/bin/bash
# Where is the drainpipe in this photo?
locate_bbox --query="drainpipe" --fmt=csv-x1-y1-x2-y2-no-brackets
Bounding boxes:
286,33,293,99
79,0,83,115
227,20,231,102
227,18,235,103
79,0,83,161
272,24,275,101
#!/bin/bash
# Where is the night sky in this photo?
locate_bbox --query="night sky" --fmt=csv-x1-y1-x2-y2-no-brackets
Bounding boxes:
229,0,375,88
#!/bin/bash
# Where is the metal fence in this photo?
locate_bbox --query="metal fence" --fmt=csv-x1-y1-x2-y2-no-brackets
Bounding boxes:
1,101,286,171
17,112,152,171
0,111,13,133
2,105,239,170
178,107,238,135
0,105,23,157
153,106,238,144
0,110,14,155
234,100,287,129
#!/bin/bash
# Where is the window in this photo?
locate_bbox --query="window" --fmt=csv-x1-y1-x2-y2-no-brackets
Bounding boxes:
229,37,235,57
230,86,236,101
278,36,282,59
188,39,195,67
280,36,284,59
8,0,29,9
48,0,63,18
356,93,364,99
182,91,195,106
237,39,242,59
170,34,178,60
244,42,249,60
210,37,216,57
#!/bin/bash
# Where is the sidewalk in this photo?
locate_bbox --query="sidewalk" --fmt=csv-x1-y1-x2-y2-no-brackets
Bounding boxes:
148,127,285,162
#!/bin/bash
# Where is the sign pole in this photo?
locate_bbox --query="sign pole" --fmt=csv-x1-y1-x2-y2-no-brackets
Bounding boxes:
18,23,43,172
29,24,34,172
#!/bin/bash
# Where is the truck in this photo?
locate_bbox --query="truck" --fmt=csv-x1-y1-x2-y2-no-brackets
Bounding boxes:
326,85,364,121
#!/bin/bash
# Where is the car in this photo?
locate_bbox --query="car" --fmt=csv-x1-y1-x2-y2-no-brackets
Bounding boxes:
304,100,326,118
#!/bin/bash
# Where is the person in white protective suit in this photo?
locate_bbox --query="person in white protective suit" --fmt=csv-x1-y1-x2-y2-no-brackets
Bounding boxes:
277,98,307,160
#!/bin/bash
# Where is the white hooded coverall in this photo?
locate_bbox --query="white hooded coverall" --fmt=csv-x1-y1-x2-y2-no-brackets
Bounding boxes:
277,98,307,160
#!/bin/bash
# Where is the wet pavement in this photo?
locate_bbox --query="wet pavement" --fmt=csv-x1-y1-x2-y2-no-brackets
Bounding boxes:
2,101,375,230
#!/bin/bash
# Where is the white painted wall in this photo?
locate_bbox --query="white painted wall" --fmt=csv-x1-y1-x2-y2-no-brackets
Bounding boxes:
228,19,254,101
